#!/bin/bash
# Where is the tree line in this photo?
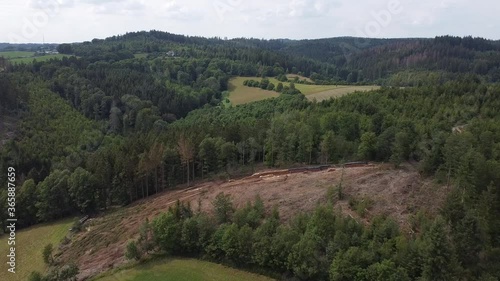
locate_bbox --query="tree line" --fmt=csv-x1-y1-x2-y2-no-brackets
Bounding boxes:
123,190,497,281
243,78,302,95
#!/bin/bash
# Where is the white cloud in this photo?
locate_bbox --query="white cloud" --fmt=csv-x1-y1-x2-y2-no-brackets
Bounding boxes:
288,0,336,18
85,0,146,15
1,0,499,43
28,0,75,9
157,0,201,21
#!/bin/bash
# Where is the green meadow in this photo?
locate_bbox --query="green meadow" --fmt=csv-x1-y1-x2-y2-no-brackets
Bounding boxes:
0,218,75,281
94,258,275,281
228,76,379,105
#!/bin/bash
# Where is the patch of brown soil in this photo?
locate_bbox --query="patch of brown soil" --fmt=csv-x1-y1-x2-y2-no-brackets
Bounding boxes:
341,164,449,233
63,163,448,280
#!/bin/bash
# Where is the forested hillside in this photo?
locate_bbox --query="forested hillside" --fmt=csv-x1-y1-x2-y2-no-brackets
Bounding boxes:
56,32,500,84
1,31,500,281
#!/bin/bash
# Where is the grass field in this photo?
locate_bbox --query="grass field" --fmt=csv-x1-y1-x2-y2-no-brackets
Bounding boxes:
9,54,71,64
94,258,275,281
0,51,35,59
305,85,380,101
0,218,75,281
228,76,380,105
228,77,280,105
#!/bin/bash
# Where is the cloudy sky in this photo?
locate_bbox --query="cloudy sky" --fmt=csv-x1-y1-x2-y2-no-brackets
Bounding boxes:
0,0,498,43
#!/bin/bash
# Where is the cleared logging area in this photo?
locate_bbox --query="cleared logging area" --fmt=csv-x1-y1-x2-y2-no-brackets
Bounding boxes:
58,162,447,280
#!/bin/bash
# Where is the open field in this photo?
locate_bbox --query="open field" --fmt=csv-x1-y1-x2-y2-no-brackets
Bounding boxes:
9,54,71,64
0,218,76,281
0,51,35,59
0,51,71,64
228,77,280,105
94,258,275,281
228,76,379,105
305,85,380,101
58,163,448,280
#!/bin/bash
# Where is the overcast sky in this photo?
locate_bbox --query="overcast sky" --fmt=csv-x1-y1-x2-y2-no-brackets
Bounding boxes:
1,0,498,43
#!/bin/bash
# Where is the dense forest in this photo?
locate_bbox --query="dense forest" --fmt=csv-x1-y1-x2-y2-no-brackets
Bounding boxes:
1,31,500,280
52,32,500,84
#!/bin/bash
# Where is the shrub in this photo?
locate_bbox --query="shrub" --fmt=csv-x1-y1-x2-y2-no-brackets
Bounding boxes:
70,221,83,233
213,192,234,224
125,241,141,261
28,272,42,281
42,243,54,265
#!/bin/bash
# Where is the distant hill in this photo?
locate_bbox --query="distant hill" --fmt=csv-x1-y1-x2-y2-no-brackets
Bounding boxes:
58,31,500,84
4,31,500,88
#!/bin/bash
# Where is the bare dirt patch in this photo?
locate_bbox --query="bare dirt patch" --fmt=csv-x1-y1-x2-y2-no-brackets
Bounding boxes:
63,163,448,280
341,164,449,233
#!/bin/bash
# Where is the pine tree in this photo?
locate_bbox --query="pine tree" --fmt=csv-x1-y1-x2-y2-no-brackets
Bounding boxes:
421,217,459,281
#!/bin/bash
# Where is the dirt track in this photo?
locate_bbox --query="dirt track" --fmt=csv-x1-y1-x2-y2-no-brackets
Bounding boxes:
62,163,448,280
